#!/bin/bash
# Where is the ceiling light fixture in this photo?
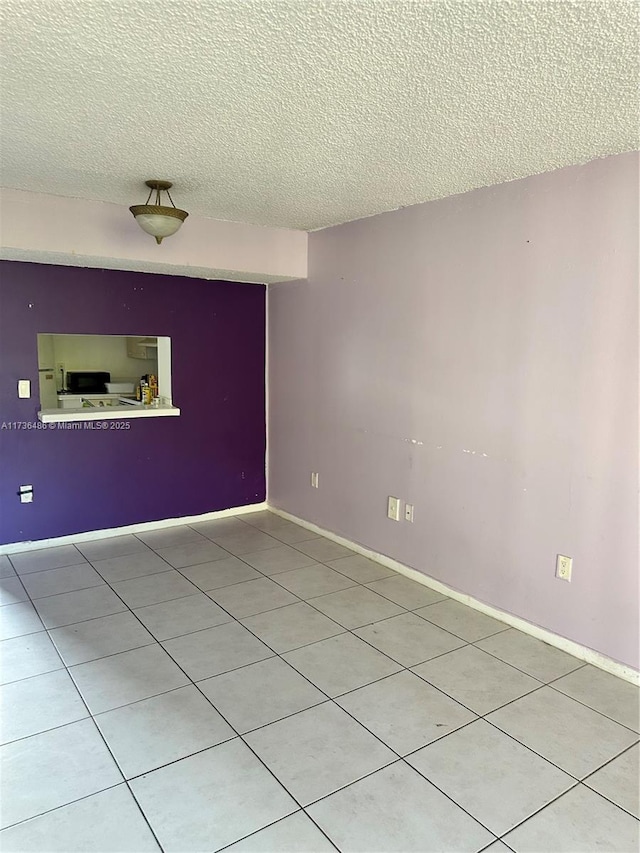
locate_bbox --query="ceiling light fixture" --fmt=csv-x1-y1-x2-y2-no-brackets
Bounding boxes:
129,180,189,244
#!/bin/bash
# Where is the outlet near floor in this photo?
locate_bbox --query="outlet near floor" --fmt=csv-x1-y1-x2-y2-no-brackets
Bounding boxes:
387,496,401,521
556,554,572,582
310,472,319,488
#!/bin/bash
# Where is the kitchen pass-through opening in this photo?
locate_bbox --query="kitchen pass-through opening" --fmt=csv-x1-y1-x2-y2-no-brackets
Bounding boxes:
36,333,177,422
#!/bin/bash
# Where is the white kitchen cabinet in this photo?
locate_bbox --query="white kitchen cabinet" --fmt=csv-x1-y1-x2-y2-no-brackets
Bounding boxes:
126,337,158,360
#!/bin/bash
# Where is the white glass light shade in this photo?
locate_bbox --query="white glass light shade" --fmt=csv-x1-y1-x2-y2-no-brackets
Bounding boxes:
129,204,188,244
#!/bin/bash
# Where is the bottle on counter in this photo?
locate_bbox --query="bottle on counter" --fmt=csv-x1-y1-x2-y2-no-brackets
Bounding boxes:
139,374,152,405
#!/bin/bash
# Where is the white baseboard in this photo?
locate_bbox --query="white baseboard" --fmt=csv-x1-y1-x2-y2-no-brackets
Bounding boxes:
0,501,268,555
3,498,637,686
270,506,640,687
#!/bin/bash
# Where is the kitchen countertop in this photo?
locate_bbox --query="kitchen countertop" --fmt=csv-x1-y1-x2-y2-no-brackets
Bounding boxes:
38,403,180,423
57,393,135,398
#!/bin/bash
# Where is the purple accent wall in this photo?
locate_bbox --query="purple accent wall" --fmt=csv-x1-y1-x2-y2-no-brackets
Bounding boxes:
0,262,266,544
268,152,639,670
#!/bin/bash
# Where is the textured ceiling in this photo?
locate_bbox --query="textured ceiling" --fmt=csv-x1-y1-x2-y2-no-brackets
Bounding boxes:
1,0,638,231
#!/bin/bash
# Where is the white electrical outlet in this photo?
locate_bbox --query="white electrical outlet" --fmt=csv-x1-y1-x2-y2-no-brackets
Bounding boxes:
19,485,33,504
556,554,572,582
387,496,401,521
17,380,31,399
405,503,414,523
311,472,319,488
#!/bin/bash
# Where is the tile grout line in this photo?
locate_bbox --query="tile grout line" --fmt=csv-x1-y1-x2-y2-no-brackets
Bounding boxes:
576,769,640,821
542,678,640,736
11,579,107,603
480,712,638,786
212,809,341,853
0,579,49,639
0,781,128,836
579,739,640,781
463,642,588,686
493,778,600,845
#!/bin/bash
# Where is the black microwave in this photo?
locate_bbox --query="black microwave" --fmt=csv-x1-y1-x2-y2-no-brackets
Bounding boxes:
66,371,110,394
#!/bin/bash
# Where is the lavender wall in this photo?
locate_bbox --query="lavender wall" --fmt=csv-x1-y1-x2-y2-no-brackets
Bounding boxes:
0,262,266,544
268,152,639,670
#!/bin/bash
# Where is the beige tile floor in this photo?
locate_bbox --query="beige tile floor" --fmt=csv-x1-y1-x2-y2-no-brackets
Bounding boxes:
0,510,638,852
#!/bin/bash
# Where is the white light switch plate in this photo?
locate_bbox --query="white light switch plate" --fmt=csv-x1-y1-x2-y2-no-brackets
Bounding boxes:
18,380,31,398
